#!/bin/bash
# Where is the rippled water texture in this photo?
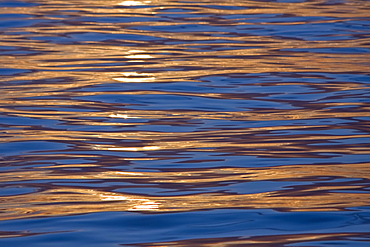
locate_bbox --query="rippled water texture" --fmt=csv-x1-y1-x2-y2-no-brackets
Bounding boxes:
1,0,370,246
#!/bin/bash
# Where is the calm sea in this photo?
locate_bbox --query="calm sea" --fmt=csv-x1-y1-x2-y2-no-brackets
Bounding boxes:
1,0,370,246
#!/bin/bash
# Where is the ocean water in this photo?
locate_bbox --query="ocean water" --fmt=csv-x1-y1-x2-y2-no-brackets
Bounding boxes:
0,0,370,246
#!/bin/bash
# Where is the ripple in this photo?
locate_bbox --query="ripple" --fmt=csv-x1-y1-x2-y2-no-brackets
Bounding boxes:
1,0,369,246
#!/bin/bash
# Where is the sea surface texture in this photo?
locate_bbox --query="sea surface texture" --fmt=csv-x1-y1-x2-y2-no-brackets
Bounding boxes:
1,0,370,246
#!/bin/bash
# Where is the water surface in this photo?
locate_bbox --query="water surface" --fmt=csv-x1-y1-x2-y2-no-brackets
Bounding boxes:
1,0,370,246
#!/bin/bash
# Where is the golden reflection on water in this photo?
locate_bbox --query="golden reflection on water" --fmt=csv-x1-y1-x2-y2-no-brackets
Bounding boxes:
0,0,369,232
118,1,151,6
1,161,370,220
2,183,370,221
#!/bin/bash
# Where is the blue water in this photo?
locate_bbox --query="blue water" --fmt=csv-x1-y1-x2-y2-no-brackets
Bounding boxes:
1,0,370,246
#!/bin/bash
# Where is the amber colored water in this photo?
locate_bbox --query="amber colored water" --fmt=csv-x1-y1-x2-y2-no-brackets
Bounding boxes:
1,0,370,246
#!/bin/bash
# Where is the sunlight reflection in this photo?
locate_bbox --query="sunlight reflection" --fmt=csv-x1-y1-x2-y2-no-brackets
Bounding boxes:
112,72,156,83
109,113,139,119
93,145,160,151
1,0,370,233
125,50,154,62
100,195,160,211
118,1,151,6
129,201,160,211
125,54,153,59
